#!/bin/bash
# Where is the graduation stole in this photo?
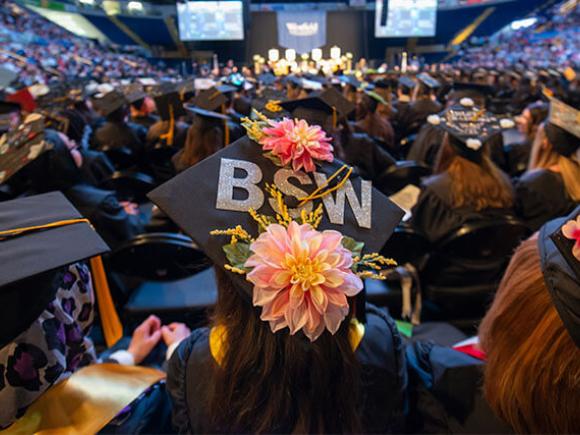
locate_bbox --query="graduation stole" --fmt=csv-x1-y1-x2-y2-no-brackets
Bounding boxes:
0,364,165,434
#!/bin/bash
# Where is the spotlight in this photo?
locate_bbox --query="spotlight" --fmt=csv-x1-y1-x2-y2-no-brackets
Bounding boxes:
285,49,296,62
330,46,341,60
311,48,322,61
268,49,280,62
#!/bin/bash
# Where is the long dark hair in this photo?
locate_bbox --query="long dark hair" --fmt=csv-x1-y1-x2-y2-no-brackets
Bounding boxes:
178,116,223,170
207,267,362,434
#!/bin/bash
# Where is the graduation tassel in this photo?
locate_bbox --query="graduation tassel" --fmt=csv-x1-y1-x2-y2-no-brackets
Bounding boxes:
159,105,175,146
332,106,338,129
89,256,123,347
222,103,230,146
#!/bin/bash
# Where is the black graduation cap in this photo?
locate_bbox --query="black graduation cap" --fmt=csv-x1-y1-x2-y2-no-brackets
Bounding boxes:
0,113,50,185
284,75,303,89
94,90,127,116
192,87,228,112
279,87,356,127
544,97,580,157
120,83,147,104
252,89,289,119
363,89,388,106
398,76,416,90
258,72,277,87
427,101,514,164
154,91,187,121
340,75,361,89
177,79,196,101
539,206,580,348
417,72,441,89
217,84,238,95
148,134,404,303
0,191,110,347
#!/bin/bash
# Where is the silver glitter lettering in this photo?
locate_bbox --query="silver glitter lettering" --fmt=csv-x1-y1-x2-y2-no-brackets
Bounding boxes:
270,169,313,218
216,158,264,212
313,173,372,229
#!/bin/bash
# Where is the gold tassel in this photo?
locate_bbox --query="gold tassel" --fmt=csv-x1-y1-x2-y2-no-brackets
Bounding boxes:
222,103,230,146
159,105,175,146
89,256,123,347
332,106,338,129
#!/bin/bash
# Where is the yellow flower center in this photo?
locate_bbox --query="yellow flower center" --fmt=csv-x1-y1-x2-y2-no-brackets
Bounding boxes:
287,256,325,291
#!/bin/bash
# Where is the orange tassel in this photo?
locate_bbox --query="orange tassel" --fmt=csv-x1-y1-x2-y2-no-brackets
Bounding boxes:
89,256,123,347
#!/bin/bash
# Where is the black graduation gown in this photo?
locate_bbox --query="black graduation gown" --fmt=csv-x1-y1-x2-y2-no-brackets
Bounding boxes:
166,304,407,434
79,149,115,186
406,341,512,434
131,114,160,130
342,132,397,182
515,169,578,232
409,173,514,244
65,184,144,249
392,100,413,140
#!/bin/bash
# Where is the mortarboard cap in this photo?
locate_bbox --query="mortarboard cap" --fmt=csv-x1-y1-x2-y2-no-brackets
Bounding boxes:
216,84,238,95
363,90,388,106
0,113,50,185
177,79,196,101
398,76,416,90
539,206,580,347
427,99,514,164
279,87,355,127
194,78,217,91
545,97,580,157
94,90,127,117
258,72,277,87
148,133,404,327
252,89,289,119
120,83,147,104
0,192,110,347
340,75,361,89
417,72,441,89
192,87,228,113
300,78,323,92
154,91,188,121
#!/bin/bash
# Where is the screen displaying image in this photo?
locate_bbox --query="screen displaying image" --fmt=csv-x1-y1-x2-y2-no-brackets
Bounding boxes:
375,0,437,38
177,1,244,41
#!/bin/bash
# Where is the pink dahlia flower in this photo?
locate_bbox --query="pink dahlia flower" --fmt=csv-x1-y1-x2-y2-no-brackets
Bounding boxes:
259,118,333,173
245,221,363,341
562,216,580,261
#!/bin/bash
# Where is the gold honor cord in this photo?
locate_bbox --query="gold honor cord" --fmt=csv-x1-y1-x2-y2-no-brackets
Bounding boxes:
0,364,165,435
0,219,122,347
159,105,175,147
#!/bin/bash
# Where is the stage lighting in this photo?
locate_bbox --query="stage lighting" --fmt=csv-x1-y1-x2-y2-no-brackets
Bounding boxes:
268,49,280,62
78,0,95,5
127,1,143,12
311,48,322,62
330,46,341,60
285,49,296,62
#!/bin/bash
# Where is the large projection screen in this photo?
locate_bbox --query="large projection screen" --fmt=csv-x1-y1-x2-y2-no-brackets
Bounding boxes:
177,1,244,41
375,0,437,38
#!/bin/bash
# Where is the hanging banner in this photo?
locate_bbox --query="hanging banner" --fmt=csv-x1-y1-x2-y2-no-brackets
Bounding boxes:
277,11,326,54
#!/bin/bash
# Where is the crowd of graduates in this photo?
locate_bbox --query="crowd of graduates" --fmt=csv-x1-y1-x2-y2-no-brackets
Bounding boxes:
0,1,580,434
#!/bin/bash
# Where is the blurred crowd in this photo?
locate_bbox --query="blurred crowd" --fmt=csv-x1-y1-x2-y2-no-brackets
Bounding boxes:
0,1,176,87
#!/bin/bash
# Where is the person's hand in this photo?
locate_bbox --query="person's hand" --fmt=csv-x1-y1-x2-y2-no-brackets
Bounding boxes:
120,201,139,216
127,315,162,364
161,323,191,347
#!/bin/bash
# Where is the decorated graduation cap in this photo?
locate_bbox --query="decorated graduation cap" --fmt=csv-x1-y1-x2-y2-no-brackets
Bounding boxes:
0,192,123,349
539,206,580,347
149,113,404,341
120,83,147,104
427,98,514,164
417,72,441,89
94,90,127,117
0,113,50,185
252,89,289,119
545,97,580,158
279,87,356,128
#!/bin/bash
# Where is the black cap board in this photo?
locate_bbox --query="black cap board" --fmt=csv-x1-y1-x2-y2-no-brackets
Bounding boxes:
545,97,580,157
0,192,110,347
94,90,127,116
539,206,580,348
148,134,404,301
398,76,416,90
279,87,355,126
417,72,441,89
120,83,147,104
